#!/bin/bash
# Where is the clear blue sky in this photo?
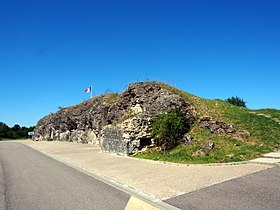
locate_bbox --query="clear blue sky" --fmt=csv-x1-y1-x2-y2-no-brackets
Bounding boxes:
0,0,279,127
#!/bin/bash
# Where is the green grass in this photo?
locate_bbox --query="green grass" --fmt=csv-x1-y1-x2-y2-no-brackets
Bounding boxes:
133,82,280,164
134,128,273,164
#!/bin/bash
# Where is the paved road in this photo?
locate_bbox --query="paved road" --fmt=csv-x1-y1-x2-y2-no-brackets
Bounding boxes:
0,142,130,210
166,166,280,210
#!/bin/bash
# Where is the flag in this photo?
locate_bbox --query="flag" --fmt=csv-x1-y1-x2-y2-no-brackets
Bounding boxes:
84,87,91,93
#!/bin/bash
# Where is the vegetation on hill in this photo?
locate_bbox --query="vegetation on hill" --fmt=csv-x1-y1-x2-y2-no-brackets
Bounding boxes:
0,122,34,140
225,96,247,107
151,109,190,150
134,82,280,164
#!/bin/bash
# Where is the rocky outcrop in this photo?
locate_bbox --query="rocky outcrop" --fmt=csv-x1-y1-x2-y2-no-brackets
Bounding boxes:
34,82,196,155
198,117,250,140
194,141,215,156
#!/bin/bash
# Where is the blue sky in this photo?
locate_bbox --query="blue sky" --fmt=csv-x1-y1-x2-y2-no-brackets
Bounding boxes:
0,0,279,127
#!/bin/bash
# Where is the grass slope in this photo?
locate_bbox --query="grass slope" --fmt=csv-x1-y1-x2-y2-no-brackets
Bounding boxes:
134,82,280,164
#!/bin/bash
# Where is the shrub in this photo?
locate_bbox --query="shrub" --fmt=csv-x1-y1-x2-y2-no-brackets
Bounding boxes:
151,109,190,150
225,96,247,108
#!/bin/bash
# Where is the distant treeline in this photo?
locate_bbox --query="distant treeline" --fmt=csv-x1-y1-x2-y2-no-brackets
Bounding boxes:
0,122,35,140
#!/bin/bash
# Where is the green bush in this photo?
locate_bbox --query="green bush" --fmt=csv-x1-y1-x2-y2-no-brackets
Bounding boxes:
225,96,247,107
151,110,190,150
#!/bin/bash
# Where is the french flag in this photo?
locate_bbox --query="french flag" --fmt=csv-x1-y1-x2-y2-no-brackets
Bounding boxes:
84,87,91,93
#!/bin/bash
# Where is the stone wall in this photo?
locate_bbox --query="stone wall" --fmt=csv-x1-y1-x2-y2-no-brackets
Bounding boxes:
101,116,153,155
101,127,133,154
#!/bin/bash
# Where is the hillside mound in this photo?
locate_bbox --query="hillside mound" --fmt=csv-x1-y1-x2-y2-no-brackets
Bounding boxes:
34,82,280,163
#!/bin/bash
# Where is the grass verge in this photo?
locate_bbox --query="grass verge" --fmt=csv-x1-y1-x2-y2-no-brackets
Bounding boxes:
133,82,280,164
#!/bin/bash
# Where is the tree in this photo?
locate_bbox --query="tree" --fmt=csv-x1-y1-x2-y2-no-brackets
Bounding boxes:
0,122,9,139
12,124,21,131
151,109,190,150
0,122,35,139
225,96,247,108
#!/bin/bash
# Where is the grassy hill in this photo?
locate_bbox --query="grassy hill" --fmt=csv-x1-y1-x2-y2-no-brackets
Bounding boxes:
134,82,280,164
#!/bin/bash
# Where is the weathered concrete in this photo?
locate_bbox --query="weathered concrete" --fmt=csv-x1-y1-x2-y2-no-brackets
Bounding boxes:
250,158,280,165
249,151,280,165
261,152,280,159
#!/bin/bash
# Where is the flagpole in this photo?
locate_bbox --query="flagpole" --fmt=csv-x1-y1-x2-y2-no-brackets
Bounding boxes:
90,85,92,99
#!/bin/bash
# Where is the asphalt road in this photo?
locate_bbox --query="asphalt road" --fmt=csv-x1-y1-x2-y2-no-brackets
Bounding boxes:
0,142,130,210
166,166,280,210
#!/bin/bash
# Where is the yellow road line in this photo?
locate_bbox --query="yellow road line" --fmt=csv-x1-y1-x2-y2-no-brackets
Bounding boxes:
125,196,160,210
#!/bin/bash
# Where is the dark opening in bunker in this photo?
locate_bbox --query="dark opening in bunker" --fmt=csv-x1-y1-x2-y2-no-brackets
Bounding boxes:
140,138,152,147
